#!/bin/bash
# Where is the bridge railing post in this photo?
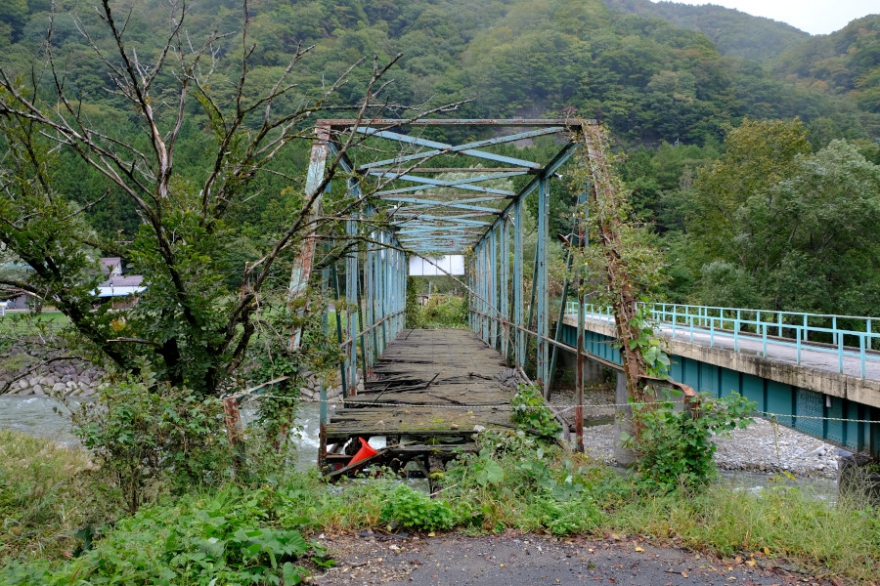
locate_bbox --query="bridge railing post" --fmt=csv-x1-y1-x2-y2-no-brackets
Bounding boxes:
762,322,768,357
734,309,740,352
860,334,866,378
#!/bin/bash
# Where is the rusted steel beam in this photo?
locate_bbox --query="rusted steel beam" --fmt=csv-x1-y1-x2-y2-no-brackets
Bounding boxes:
288,122,331,351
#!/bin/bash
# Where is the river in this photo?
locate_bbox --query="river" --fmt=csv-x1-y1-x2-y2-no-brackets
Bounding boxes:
0,395,325,469
0,396,838,499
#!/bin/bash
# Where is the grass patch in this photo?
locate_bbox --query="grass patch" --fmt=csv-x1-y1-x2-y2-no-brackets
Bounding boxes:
609,483,880,581
0,312,68,335
0,430,115,563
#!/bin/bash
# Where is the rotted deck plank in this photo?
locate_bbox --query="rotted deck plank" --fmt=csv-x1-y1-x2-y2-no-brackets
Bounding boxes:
321,328,518,473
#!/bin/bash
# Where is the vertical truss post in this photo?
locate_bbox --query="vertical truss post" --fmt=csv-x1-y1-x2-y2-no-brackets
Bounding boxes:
576,274,586,452
576,179,589,452
469,255,475,332
363,209,375,374
331,262,346,399
514,199,524,367
536,177,550,395
476,243,483,340
379,233,388,353
382,232,394,350
482,243,490,343
346,205,359,395
490,228,498,349
548,192,588,397
500,216,510,361
400,246,407,335
393,244,403,336
289,124,330,351
320,264,330,426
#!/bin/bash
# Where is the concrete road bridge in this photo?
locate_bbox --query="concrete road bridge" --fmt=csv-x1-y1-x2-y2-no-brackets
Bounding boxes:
284,118,880,476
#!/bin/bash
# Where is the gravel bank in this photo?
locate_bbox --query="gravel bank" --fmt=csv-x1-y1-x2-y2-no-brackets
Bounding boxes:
580,417,843,479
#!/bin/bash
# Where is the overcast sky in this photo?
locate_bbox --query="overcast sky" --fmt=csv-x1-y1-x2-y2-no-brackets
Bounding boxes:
651,0,878,35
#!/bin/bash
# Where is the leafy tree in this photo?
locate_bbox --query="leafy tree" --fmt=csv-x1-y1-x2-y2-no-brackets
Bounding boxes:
689,118,811,268
685,119,880,314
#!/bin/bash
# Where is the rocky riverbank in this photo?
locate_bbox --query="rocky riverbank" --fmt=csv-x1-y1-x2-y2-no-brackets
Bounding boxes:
1,364,104,397
580,417,843,479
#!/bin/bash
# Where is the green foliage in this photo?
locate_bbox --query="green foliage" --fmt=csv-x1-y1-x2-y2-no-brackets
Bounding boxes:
630,393,755,493
511,384,562,438
608,483,880,582
415,295,468,329
625,305,671,379
1,487,318,586
71,377,231,514
443,430,630,535
681,119,880,314
380,484,455,531
5,429,880,582
773,15,880,116
405,276,421,329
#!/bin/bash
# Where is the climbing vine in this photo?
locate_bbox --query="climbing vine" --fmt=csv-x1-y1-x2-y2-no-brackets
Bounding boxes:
569,123,668,404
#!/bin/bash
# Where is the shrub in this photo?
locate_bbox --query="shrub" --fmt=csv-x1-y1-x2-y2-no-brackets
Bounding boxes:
418,295,468,328
380,484,456,531
511,384,562,438
630,392,755,493
71,377,231,513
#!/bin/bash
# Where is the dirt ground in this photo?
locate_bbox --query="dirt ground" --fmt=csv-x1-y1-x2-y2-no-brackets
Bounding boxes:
309,531,841,586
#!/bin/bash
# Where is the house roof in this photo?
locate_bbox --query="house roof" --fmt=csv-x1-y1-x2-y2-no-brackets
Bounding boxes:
100,275,143,287
97,274,145,298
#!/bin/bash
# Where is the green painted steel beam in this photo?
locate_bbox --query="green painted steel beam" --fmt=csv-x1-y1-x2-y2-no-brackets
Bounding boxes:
355,128,544,170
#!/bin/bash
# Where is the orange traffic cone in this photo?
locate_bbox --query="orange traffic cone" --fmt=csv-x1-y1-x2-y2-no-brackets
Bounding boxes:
349,437,378,466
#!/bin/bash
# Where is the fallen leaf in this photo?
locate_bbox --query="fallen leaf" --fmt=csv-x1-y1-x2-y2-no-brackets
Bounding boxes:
681,571,688,578
635,547,644,553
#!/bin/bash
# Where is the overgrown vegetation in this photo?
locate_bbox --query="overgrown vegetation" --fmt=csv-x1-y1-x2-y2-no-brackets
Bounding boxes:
70,377,231,514
406,294,469,329
511,384,563,438
4,422,880,583
629,393,755,492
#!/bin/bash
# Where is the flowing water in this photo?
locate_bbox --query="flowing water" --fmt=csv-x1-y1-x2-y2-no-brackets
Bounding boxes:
0,396,325,469
0,396,838,497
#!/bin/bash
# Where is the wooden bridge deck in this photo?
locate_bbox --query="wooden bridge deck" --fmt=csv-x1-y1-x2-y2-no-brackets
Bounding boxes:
320,328,517,475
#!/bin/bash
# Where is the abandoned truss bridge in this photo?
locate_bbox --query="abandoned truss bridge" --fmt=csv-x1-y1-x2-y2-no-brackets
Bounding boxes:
279,118,880,477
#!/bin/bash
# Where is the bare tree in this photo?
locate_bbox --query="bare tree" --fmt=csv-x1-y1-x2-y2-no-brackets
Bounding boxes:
0,0,451,397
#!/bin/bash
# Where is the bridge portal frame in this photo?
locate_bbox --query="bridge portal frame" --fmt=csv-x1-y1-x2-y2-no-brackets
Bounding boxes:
288,118,598,399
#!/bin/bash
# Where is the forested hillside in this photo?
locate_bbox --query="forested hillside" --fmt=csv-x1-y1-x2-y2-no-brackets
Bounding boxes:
773,15,880,119
603,0,809,63
2,0,880,316
0,0,872,146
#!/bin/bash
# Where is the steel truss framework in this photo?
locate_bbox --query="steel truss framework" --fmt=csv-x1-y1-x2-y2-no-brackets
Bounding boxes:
289,118,597,401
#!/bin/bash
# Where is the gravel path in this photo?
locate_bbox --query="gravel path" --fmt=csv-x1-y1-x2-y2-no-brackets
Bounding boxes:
310,531,829,585
581,418,843,478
